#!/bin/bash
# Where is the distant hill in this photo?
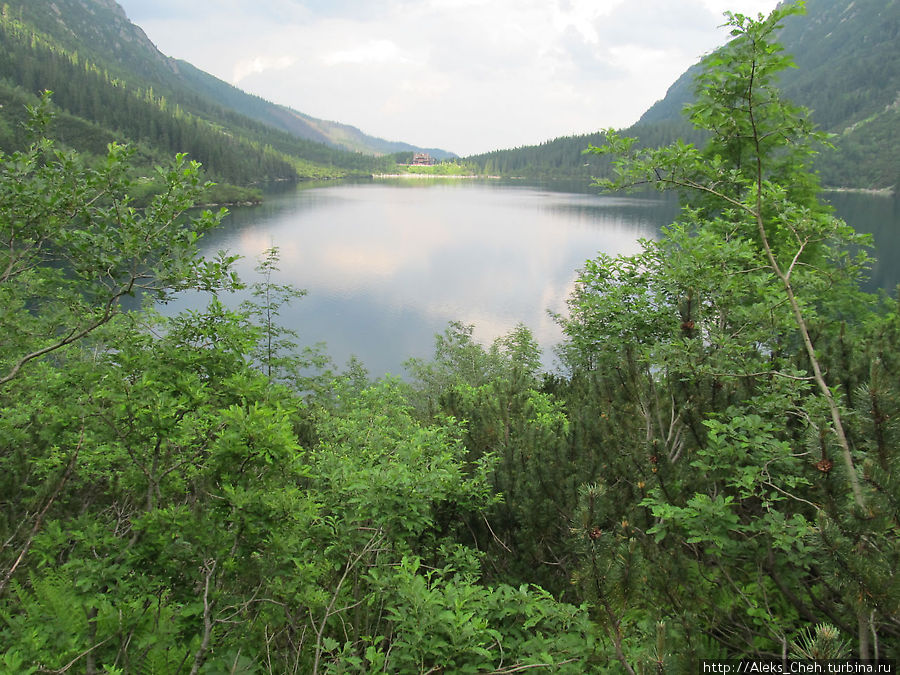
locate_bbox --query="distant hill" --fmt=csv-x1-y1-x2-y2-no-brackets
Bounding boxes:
169,58,456,160
467,0,899,191
0,0,454,187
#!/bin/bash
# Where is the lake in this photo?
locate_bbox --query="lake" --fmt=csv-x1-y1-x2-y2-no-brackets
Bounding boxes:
164,180,898,377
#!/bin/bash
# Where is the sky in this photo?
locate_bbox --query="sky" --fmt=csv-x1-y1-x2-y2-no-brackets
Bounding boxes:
114,0,782,157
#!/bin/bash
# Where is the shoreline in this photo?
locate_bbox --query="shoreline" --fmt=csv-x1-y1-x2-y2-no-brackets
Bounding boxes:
823,186,895,196
371,173,500,179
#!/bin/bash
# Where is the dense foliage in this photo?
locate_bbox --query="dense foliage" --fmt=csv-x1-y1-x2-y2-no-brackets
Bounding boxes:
1,5,897,673
568,5,899,661
0,98,599,674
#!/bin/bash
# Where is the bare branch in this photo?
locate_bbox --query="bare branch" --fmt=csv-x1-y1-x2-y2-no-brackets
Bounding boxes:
37,636,114,674
189,559,217,675
488,660,579,674
311,530,385,675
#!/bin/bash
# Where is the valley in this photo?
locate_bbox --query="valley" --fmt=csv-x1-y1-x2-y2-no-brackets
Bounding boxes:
1,1,898,670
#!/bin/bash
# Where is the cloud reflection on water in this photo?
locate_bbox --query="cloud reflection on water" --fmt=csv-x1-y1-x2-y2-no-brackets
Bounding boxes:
176,181,675,375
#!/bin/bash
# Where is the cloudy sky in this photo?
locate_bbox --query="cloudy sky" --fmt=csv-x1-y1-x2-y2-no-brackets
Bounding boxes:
115,0,782,156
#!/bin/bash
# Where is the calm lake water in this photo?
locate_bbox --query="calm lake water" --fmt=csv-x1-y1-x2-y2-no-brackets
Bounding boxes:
164,180,898,377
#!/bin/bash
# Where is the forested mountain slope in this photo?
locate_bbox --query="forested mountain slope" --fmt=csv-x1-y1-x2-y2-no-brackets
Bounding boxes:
169,59,456,160
469,0,899,190
0,0,451,186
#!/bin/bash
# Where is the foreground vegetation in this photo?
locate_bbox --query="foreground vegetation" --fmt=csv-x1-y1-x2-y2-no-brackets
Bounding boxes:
1,5,897,672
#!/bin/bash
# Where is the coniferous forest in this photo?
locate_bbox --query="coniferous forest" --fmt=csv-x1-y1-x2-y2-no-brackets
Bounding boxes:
0,0,403,197
1,3,899,673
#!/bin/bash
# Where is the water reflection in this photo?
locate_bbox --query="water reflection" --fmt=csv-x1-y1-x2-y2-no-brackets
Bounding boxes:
165,181,677,376
825,191,900,294
163,181,896,377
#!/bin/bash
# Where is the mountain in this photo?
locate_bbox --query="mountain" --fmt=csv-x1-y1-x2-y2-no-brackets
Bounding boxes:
164,58,456,160
0,0,454,188
638,0,899,189
467,0,899,191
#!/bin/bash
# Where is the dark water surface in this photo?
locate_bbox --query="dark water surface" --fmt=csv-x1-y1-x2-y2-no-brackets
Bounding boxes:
825,190,900,294
162,180,897,377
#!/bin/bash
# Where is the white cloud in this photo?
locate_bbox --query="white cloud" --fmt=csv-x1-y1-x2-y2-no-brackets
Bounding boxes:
116,0,783,155
233,55,297,85
700,0,781,17
322,39,416,66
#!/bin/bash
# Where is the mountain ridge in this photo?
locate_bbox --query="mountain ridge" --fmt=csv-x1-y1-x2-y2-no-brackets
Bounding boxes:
0,0,454,188
466,0,899,191
2,0,893,189
169,56,454,159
